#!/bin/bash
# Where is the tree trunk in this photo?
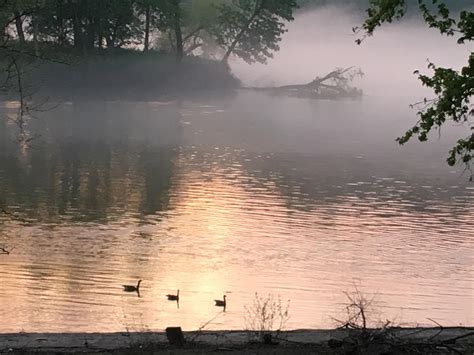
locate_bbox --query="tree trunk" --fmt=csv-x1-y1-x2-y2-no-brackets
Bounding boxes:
14,12,25,44
73,21,82,48
72,2,83,49
1,22,7,42
144,4,150,51
97,34,103,48
85,20,95,49
58,23,66,45
221,0,264,64
33,16,39,55
105,35,113,48
32,0,43,55
54,1,64,45
172,0,183,61
110,25,118,49
174,20,183,61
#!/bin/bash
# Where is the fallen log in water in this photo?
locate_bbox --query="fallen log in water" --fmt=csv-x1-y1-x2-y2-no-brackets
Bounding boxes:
245,67,364,99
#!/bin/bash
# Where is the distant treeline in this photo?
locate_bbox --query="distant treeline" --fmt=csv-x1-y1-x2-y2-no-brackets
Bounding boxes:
1,0,300,65
1,1,471,64
1,0,472,100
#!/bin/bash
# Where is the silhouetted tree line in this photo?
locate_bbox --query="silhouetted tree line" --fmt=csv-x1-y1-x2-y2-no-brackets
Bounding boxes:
0,0,298,64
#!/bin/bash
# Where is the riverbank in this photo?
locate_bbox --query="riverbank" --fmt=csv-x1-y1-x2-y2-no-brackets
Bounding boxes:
1,328,473,354
2,47,240,101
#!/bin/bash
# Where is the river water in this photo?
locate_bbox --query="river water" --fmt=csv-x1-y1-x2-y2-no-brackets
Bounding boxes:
0,91,472,332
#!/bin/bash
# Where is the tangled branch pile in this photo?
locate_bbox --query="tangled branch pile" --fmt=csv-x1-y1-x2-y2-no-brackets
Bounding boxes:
249,67,364,99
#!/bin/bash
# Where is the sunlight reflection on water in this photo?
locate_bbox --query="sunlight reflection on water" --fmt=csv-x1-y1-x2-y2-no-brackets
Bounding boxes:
0,94,473,332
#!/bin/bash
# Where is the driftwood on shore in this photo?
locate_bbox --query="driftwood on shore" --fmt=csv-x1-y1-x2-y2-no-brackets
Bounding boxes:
246,67,364,100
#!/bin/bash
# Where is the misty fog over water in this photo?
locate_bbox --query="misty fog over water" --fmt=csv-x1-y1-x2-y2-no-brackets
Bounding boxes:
0,6,473,332
232,5,471,98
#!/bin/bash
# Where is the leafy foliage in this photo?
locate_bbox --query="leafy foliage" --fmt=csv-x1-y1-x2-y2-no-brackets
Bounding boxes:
211,0,298,64
35,0,142,48
359,1,473,177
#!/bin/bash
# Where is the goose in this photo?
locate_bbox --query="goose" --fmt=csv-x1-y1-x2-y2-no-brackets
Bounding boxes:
214,295,226,307
123,280,142,292
166,289,179,301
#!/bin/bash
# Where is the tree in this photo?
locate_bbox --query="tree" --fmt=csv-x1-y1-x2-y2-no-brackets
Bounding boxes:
358,0,473,179
30,0,73,47
136,0,159,51
179,0,221,56
211,0,298,64
1,1,67,146
1,0,300,62
150,0,213,60
24,0,142,51
143,0,184,60
170,0,184,60
14,10,26,45
1,0,37,45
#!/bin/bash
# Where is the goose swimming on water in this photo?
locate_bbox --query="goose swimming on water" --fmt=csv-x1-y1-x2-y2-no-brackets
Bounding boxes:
214,295,226,307
123,280,142,292
167,289,179,301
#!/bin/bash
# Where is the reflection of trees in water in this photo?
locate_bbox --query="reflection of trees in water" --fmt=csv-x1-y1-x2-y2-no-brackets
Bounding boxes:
0,102,182,222
1,98,472,223
138,145,177,217
56,141,113,220
241,152,474,217
177,147,473,219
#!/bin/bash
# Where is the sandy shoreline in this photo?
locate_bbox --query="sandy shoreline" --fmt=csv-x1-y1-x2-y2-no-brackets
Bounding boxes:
1,327,473,354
